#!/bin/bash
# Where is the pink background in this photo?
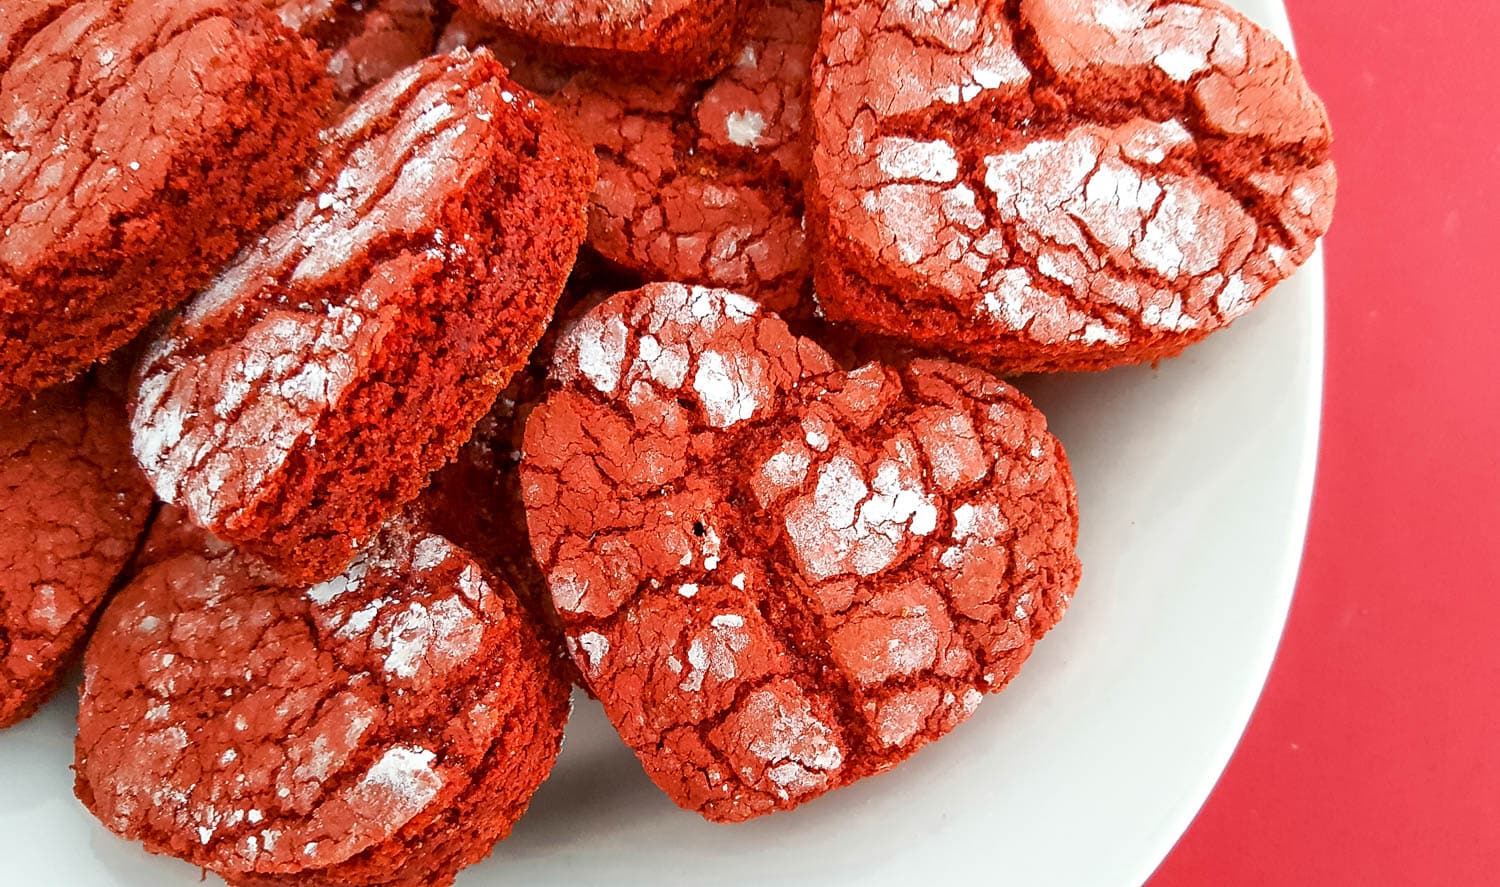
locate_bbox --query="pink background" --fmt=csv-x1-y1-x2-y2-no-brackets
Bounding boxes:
1150,2,1500,884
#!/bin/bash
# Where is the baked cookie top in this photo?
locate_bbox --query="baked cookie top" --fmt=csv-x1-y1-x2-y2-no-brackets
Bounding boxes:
521,283,1081,820
808,0,1336,372
75,519,570,885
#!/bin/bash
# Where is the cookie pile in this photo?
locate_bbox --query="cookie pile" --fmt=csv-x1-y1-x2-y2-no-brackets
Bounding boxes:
0,0,1335,883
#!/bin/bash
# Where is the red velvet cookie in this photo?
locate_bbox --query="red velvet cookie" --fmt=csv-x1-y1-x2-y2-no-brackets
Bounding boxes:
75,519,569,887
130,49,595,586
452,0,761,78
274,0,442,101
807,0,1337,373
549,0,821,316
0,371,154,728
0,0,332,403
520,283,1081,821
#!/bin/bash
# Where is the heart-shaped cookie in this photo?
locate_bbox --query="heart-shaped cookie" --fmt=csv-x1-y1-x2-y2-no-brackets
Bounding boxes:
0,1,331,403
807,0,1336,373
520,283,1080,821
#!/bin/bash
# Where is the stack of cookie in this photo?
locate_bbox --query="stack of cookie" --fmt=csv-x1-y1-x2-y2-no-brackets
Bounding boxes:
0,0,1335,884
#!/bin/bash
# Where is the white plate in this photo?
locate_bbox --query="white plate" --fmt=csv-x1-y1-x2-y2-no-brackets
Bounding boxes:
0,2,1319,883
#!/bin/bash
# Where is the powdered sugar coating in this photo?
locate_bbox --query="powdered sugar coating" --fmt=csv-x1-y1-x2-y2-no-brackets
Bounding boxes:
132,54,496,524
808,0,1337,372
75,517,570,884
522,285,1081,821
355,746,443,826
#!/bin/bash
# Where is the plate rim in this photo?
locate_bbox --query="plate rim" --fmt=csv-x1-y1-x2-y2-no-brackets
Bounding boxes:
1130,250,1326,886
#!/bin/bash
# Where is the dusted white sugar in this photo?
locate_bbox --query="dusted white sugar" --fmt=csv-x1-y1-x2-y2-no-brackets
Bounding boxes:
357,746,442,820
694,349,764,428
786,447,940,580
28,584,65,633
570,313,630,394
725,110,767,148
742,688,843,796
883,611,939,676
678,616,751,692
375,597,481,680
307,551,371,605
761,447,811,489
132,59,507,528
876,687,939,747
548,568,591,614
576,631,610,675
633,334,691,388
411,535,457,571
876,137,960,184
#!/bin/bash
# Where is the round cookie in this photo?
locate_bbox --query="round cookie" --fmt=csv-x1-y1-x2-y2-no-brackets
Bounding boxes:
520,283,1081,821
0,372,155,728
0,0,332,403
75,519,570,887
806,0,1337,373
550,0,821,317
452,0,762,79
131,49,595,586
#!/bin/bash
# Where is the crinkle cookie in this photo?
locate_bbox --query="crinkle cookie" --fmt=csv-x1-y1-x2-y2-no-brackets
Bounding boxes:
0,371,154,728
74,519,570,887
806,0,1336,372
130,49,594,585
0,0,331,402
520,283,1081,821
549,0,821,316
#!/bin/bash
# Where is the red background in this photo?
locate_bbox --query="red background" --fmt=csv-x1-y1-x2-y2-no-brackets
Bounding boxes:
1149,2,1500,884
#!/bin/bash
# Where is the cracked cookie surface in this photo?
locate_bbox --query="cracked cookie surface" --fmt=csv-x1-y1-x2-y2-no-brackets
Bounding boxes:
130,49,595,586
75,518,570,887
0,0,332,402
807,0,1336,373
547,0,820,317
0,371,154,728
520,283,1080,821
